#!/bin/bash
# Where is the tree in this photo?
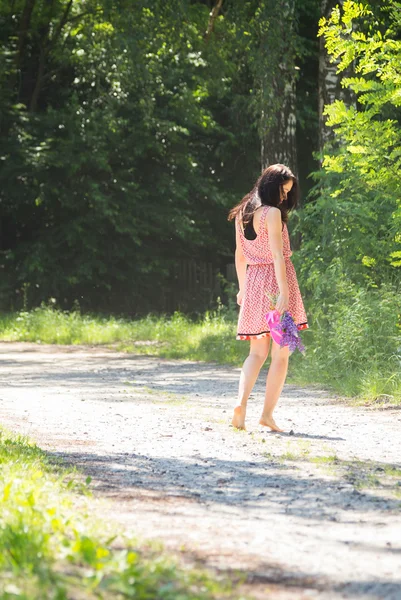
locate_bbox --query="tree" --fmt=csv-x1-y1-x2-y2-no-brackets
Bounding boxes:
0,1,261,312
297,0,401,298
0,0,324,313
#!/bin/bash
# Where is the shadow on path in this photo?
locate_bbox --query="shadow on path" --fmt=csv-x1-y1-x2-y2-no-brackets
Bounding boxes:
49,448,401,599
53,450,400,520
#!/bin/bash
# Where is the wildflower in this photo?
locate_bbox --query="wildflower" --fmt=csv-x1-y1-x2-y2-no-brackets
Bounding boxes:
266,309,305,354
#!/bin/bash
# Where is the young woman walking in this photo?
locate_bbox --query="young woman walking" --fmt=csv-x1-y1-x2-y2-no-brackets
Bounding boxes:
228,164,308,432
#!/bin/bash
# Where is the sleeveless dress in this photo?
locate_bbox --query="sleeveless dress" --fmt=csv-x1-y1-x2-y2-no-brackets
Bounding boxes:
236,205,308,341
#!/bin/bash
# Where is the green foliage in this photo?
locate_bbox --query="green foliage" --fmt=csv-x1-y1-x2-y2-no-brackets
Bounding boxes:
0,0,322,314
0,0,266,313
292,0,401,402
5,0,400,402
290,279,401,398
0,427,235,598
307,0,401,280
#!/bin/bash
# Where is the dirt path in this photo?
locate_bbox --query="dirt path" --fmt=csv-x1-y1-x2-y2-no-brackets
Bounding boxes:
0,342,400,599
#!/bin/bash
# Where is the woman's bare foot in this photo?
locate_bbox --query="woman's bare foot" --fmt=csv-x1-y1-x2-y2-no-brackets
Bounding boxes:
259,415,284,432
232,405,246,430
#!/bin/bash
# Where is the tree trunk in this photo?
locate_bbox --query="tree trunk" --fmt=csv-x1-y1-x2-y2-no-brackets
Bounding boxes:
259,0,298,175
16,0,37,69
261,72,297,173
204,0,224,41
29,47,46,112
28,0,73,112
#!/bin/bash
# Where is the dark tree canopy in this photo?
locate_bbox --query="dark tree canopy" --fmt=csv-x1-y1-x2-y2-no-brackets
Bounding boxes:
0,0,399,315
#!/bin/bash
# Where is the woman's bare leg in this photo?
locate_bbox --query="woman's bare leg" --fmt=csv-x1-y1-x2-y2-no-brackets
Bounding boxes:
232,336,271,430
259,340,290,432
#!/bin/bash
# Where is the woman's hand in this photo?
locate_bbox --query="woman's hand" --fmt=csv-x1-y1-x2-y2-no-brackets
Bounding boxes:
275,291,289,315
237,289,244,306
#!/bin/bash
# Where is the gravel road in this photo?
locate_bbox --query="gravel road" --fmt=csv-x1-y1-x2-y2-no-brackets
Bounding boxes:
0,342,400,600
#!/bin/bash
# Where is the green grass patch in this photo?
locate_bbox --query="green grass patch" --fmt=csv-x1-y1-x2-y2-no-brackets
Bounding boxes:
288,283,401,404
0,307,248,365
266,445,401,496
309,455,339,465
0,427,242,599
0,305,400,405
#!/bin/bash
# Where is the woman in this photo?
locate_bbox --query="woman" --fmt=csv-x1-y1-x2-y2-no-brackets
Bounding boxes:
228,164,308,432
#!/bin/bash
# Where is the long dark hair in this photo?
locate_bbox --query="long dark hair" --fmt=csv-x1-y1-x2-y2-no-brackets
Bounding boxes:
228,164,299,226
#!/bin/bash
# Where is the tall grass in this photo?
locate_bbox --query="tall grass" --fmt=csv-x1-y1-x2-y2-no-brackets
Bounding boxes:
0,305,249,364
290,283,401,401
0,307,137,346
0,427,235,599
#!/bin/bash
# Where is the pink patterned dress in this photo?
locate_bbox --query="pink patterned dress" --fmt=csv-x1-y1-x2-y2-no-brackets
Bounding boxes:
236,205,308,341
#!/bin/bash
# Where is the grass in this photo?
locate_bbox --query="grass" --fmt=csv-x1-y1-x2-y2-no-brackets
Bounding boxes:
309,455,339,465
0,427,243,600
262,440,401,498
0,305,400,405
0,307,247,364
142,387,191,406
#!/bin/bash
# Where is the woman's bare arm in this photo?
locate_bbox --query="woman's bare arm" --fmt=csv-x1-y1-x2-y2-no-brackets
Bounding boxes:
266,207,289,313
